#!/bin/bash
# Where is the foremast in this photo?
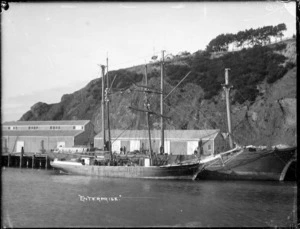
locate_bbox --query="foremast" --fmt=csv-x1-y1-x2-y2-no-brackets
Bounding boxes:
222,68,234,149
160,50,165,154
144,65,153,165
100,65,106,150
100,62,113,164
106,57,113,164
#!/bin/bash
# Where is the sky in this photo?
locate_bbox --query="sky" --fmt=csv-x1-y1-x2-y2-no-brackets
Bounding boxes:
1,1,296,122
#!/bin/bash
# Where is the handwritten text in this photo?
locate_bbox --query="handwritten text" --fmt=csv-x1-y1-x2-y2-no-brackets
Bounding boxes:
78,194,121,202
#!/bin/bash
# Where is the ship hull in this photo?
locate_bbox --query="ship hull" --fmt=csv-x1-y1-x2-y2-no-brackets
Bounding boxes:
197,147,296,181
50,161,202,180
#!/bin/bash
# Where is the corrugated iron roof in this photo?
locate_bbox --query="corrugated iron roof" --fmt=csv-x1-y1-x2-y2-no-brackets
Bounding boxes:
2,120,90,126
95,129,220,140
2,130,84,137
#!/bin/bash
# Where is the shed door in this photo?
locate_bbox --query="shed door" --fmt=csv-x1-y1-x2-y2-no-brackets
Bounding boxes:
57,142,65,148
121,140,130,153
130,140,140,151
3,138,8,153
112,140,121,153
187,141,198,155
16,141,24,153
159,140,170,154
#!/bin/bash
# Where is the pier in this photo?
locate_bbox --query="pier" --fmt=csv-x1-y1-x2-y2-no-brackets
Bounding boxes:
1,153,51,169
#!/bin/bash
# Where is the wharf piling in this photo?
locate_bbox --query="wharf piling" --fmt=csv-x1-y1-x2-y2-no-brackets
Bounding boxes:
32,155,35,169
20,147,24,168
1,153,51,170
7,154,11,167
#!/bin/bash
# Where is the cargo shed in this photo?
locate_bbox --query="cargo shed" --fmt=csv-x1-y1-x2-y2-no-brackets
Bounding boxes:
2,120,95,153
94,129,229,156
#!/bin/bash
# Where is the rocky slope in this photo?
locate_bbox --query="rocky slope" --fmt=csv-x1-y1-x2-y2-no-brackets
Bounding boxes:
20,39,297,147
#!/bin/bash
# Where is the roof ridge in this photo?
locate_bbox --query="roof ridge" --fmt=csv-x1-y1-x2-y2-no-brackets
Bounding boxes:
3,120,91,125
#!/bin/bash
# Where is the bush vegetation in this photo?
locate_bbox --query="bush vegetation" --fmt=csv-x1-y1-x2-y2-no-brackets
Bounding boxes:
188,45,288,103
96,24,292,105
206,23,287,52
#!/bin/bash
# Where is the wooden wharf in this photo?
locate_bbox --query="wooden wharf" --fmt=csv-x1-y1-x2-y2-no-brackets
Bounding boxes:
1,153,51,169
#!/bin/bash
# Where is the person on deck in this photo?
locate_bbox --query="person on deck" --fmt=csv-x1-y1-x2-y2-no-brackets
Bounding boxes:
160,146,164,155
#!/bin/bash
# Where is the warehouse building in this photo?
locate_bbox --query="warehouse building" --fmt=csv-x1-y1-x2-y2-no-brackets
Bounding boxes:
2,120,95,153
94,129,229,156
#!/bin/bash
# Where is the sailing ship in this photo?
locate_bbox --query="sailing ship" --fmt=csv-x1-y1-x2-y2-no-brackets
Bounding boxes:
50,53,206,180
196,69,297,181
197,144,296,181
51,55,296,181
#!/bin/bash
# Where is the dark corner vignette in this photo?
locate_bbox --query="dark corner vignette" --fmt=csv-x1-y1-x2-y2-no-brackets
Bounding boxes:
1,1,9,13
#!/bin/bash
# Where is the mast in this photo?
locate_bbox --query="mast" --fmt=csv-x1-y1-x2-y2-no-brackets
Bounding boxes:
223,68,233,149
144,64,153,165
101,65,106,150
160,50,165,154
106,57,112,156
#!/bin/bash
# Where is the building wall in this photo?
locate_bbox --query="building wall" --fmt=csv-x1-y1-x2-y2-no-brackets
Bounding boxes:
202,139,214,156
170,141,187,155
74,122,95,146
111,139,154,154
2,121,94,153
214,133,230,154
47,136,75,150
2,136,75,153
112,140,121,153
96,137,167,154
159,140,170,154
77,123,94,146
120,140,130,153
94,137,102,149
187,141,198,155
152,139,161,154
140,139,148,152
130,140,140,151
94,133,222,156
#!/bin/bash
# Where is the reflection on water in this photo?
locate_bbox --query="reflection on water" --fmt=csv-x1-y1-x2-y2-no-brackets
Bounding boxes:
50,173,93,185
2,168,297,228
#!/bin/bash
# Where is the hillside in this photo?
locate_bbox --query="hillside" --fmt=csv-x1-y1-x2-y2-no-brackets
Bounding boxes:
20,39,297,147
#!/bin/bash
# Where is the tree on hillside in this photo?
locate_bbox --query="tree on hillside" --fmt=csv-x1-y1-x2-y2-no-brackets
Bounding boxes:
206,33,235,52
206,23,287,52
276,23,287,41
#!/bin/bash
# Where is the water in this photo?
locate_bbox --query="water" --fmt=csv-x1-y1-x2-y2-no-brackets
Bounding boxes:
1,168,297,228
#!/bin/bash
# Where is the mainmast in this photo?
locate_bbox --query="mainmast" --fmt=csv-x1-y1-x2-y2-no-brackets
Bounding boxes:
101,65,106,150
223,68,233,149
160,50,165,154
144,64,153,165
106,57,113,164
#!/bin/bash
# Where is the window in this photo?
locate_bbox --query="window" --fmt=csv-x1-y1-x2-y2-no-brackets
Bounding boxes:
29,126,38,129
74,125,83,130
8,127,11,130
51,126,60,130
208,144,212,150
